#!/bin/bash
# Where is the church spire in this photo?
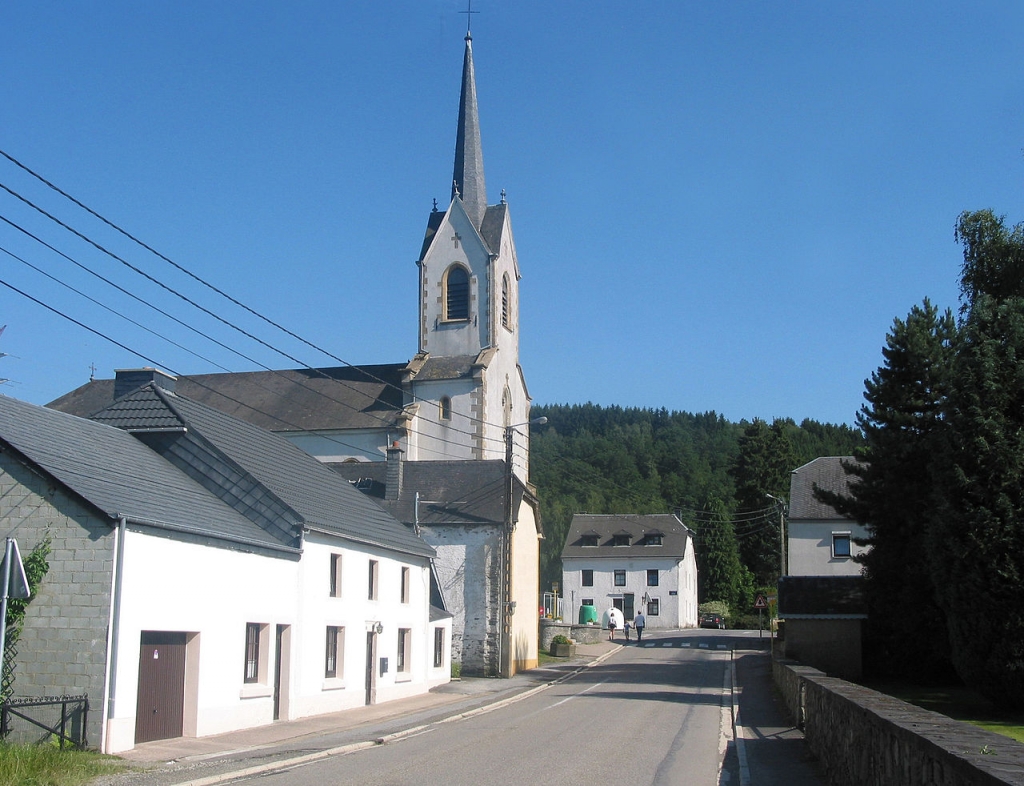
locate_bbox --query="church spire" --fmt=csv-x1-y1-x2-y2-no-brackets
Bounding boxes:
452,32,487,229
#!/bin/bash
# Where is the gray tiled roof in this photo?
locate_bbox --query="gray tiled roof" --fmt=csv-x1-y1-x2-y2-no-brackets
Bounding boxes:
93,386,434,559
330,460,512,528
48,364,408,432
788,457,860,521
561,513,691,559
0,394,294,552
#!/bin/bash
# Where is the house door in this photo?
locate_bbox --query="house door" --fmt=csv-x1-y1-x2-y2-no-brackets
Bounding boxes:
623,593,635,621
135,632,186,744
364,632,377,705
273,625,290,721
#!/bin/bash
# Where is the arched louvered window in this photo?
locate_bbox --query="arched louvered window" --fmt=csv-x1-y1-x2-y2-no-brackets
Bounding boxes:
444,265,470,321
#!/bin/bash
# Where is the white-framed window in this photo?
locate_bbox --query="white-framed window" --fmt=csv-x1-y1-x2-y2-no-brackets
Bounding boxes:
329,553,342,597
832,533,852,558
439,396,452,421
368,559,379,600
397,628,411,673
243,622,269,684
325,626,344,679
582,569,594,587
433,627,445,668
648,598,660,616
647,569,659,587
614,569,626,587
401,566,411,604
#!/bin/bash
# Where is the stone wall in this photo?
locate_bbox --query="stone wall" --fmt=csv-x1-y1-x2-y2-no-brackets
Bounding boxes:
539,619,603,650
773,658,1024,785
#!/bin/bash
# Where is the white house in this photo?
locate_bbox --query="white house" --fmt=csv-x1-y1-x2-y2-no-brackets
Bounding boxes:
560,514,698,630
0,389,449,753
787,456,869,576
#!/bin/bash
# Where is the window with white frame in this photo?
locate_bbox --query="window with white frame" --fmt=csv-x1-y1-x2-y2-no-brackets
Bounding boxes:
243,622,268,684
582,569,594,587
401,566,411,604
325,626,344,679
368,559,379,600
329,553,342,597
832,533,852,558
444,265,470,321
433,627,444,668
647,598,660,616
397,628,411,673
647,569,659,586
614,569,626,587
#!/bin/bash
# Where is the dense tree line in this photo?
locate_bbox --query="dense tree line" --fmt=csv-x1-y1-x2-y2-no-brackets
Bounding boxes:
528,404,863,609
818,209,1024,708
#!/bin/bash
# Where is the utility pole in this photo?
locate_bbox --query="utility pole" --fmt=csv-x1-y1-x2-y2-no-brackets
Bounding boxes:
766,493,787,578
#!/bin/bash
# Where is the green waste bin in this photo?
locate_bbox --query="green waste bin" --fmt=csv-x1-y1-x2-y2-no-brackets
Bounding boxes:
579,604,598,625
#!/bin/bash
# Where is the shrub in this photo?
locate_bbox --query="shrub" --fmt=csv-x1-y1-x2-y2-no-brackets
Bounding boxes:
550,634,571,646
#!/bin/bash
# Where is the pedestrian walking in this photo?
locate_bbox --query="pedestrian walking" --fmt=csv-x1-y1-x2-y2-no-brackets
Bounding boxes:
624,620,631,641
608,612,617,640
634,610,646,641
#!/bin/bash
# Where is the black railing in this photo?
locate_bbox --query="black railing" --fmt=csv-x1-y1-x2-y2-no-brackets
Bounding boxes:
1,695,89,749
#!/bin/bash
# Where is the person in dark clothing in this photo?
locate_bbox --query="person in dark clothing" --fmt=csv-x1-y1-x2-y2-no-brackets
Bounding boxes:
634,611,646,641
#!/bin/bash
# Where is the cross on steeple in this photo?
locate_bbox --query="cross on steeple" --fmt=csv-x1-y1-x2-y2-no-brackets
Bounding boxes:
460,0,479,34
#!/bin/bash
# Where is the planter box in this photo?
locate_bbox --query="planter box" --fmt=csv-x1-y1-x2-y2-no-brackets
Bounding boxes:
551,642,576,657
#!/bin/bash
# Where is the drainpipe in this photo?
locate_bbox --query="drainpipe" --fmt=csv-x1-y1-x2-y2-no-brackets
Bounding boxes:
100,516,127,754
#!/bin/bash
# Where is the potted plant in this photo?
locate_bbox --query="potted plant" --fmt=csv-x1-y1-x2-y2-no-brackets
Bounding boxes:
549,634,576,658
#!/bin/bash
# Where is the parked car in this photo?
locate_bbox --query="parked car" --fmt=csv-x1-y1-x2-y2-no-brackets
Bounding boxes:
699,612,725,629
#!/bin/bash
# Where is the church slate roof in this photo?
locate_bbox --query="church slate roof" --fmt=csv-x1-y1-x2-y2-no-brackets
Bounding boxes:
48,364,408,433
329,459,511,528
561,513,692,559
0,394,296,553
92,385,435,559
789,456,860,521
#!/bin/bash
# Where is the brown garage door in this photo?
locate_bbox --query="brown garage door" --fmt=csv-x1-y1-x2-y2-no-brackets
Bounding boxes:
135,631,187,744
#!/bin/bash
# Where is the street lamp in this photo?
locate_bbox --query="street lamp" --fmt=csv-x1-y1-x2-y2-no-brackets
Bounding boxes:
765,493,787,578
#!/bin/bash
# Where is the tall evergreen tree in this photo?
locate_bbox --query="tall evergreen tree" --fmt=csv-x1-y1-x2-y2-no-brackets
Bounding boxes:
731,419,796,584
818,299,957,681
931,295,1024,706
688,499,750,608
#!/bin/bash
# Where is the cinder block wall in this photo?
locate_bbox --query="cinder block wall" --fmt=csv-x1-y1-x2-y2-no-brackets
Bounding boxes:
0,449,114,748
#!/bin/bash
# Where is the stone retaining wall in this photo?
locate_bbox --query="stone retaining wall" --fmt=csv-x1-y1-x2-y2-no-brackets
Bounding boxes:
773,658,1024,785
539,619,603,649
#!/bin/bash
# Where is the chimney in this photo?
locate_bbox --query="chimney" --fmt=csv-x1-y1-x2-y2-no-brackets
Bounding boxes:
113,368,176,400
386,441,405,500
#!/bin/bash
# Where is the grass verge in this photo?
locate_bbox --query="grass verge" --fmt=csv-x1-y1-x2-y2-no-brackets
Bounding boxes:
0,743,126,786
866,682,1024,743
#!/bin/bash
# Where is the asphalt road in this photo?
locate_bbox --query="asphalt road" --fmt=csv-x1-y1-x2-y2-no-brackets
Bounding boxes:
204,630,811,785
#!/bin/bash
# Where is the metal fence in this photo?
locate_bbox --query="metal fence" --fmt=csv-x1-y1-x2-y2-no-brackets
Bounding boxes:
0,695,89,749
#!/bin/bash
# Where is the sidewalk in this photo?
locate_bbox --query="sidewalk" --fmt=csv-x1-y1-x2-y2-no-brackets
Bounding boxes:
115,640,619,769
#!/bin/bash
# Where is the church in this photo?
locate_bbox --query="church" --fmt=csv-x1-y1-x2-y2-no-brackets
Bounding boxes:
50,31,541,676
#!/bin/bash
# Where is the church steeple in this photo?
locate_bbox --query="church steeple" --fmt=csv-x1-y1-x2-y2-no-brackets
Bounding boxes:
452,32,487,229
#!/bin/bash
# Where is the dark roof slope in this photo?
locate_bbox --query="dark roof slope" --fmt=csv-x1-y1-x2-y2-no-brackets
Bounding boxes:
0,394,292,552
49,364,408,432
93,385,434,559
789,456,859,521
330,459,517,528
561,513,691,559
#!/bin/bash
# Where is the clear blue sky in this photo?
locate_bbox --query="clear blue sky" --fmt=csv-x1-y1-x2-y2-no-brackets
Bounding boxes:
2,1,1021,426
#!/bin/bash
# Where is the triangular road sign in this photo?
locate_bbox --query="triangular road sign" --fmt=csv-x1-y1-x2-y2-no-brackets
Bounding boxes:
1,539,31,600
754,594,768,609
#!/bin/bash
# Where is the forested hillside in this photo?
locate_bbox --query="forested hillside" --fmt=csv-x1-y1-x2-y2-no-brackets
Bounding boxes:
528,403,864,608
